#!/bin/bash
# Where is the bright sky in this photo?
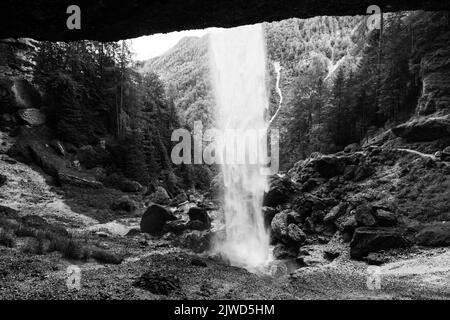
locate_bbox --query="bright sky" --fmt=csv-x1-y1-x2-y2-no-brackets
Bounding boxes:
130,28,220,61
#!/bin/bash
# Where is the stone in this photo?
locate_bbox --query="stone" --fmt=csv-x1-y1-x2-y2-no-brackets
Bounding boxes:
17,108,46,126
178,230,211,253
163,220,187,235
272,243,297,259
353,164,375,181
323,202,348,224
0,205,20,220
170,192,188,206
336,214,357,234
312,155,346,178
414,223,450,247
0,174,6,187
187,207,211,230
263,174,297,207
354,204,377,227
140,204,176,236
271,210,289,243
442,146,450,161
148,186,171,205
391,115,450,142
287,223,306,244
133,271,180,295
375,209,397,227
111,196,138,213
343,165,357,180
125,228,141,237
350,227,410,260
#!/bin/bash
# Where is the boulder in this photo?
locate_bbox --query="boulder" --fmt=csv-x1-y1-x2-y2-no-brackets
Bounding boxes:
163,220,187,235
287,223,306,244
147,186,171,205
350,227,410,259
414,223,450,247
353,164,375,181
312,155,346,178
0,174,6,187
263,174,297,207
178,230,211,253
140,204,176,236
17,108,46,126
375,209,397,227
354,204,377,227
187,207,211,230
169,192,188,206
442,146,450,161
391,115,450,142
336,214,357,235
273,243,297,259
323,202,348,224
271,210,289,243
111,196,138,213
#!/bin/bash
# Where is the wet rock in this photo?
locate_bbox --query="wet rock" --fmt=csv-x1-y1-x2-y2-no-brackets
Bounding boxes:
163,220,187,235
140,204,176,236
147,186,171,205
133,271,180,295
350,227,410,260
262,206,277,227
414,223,450,247
273,243,297,259
111,196,138,213
287,224,306,244
170,192,188,206
17,108,46,126
354,204,376,227
391,115,450,142
0,174,6,187
178,230,211,253
324,202,348,224
187,207,211,230
375,209,397,227
186,220,208,231
263,174,297,207
271,210,289,243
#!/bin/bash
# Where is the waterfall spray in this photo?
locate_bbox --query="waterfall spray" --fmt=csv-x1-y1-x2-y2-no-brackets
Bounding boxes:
209,24,271,269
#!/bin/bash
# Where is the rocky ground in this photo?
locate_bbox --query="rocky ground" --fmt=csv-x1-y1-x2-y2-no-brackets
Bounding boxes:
1,123,450,300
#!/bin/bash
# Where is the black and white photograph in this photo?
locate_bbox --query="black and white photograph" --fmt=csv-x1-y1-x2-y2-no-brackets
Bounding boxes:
0,0,449,310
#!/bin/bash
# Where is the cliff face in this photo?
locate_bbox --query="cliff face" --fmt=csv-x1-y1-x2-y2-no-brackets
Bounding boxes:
0,0,448,41
418,37,450,116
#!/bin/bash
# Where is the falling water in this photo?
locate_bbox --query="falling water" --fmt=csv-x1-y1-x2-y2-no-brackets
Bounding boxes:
209,24,271,269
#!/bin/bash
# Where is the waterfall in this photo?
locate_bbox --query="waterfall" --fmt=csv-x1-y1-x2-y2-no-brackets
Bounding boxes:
209,24,271,269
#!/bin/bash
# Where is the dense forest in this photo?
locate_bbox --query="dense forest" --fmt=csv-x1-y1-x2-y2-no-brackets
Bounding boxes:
142,11,449,170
